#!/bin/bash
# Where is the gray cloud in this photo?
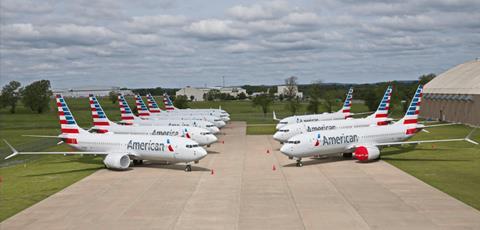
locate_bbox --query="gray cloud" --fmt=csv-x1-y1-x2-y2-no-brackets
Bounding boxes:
0,0,479,88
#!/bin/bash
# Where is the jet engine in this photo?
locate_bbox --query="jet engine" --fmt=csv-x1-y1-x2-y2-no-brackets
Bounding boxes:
103,154,130,170
354,146,380,162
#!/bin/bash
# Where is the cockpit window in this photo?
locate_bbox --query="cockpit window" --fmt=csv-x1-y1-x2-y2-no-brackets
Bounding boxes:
200,132,211,135
207,124,214,127
278,129,289,132
186,144,200,148
285,140,300,144
279,122,288,124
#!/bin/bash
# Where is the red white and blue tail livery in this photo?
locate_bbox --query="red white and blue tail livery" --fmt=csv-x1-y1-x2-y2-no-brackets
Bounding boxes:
135,95,151,117
163,94,176,111
342,87,353,118
146,94,162,113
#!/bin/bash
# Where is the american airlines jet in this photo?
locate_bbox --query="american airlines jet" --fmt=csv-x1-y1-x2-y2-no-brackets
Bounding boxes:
162,93,230,119
273,86,393,143
135,95,226,128
4,95,208,172
275,87,355,130
146,94,230,122
117,95,220,134
88,95,217,146
280,85,478,167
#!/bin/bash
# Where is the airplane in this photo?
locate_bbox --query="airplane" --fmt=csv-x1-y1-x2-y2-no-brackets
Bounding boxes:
162,93,230,118
88,95,218,146
274,87,356,130
273,86,394,143
117,94,220,134
146,94,230,122
280,85,479,167
134,95,226,128
4,95,208,172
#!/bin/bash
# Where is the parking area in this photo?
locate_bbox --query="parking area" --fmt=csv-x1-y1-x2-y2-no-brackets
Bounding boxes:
2,121,480,229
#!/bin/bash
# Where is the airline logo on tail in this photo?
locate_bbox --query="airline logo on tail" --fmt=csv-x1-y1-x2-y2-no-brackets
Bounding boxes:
146,94,162,113
118,94,135,124
135,95,150,117
374,86,393,125
56,95,79,144
403,85,423,134
89,95,109,133
342,87,354,118
163,94,175,111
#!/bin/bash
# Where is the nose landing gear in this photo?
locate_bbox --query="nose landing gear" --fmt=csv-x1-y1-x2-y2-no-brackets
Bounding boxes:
296,158,303,167
185,164,192,172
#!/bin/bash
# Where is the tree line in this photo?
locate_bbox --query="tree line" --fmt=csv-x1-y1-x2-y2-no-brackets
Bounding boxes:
0,80,53,113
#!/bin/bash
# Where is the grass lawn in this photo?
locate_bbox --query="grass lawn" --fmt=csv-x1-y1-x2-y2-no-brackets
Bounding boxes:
0,97,479,222
382,125,480,210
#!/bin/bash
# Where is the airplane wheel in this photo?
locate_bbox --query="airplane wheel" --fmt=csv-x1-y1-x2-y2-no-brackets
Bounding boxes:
185,165,192,172
288,156,293,160
296,160,303,167
342,153,352,158
138,160,143,165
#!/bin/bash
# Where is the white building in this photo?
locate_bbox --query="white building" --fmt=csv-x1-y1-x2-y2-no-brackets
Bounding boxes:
53,87,133,98
175,87,210,101
176,86,247,101
275,85,303,99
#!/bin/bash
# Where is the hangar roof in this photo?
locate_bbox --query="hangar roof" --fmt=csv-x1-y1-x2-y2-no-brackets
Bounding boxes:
424,59,480,95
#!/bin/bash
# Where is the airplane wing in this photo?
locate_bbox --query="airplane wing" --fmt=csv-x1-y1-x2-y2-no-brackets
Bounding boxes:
3,139,133,160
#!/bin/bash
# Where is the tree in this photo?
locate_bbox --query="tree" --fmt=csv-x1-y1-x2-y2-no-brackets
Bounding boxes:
174,95,189,109
0,81,21,113
284,76,301,115
419,73,436,85
237,92,247,100
108,91,118,104
190,95,195,101
21,80,52,113
206,89,221,101
323,90,338,113
252,94,273,117
364,89,379,111
306,81,322,114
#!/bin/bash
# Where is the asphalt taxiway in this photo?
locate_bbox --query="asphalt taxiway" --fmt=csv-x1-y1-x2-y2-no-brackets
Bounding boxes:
2,121,480,229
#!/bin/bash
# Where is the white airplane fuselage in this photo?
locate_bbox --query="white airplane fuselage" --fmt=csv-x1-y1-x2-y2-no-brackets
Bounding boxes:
280,124,414,158
127,119,220,134
69,133,207,163
276,111,346,130
145,114,226,128
274,117,391,143
98,124,217,146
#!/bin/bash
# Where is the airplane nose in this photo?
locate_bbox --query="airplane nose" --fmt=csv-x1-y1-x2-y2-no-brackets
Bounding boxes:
210,135,218,143
199,148,207,158
280,144,289,154
273,132,282,142
212,127,220,133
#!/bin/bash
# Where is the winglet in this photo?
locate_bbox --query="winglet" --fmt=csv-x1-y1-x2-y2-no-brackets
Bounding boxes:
273,111,279,121
465,128,478,145
3,139,19,160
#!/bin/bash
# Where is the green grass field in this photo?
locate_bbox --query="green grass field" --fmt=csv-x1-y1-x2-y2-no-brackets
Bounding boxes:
0,97,479,221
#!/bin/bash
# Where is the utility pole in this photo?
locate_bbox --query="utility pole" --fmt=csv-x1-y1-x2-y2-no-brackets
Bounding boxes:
222,76,225,88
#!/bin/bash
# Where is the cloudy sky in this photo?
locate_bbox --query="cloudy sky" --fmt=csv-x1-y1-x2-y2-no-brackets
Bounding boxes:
1,0,479,89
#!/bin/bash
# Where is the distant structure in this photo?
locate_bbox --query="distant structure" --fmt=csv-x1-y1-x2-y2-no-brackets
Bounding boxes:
276,85,303,99
421,59,480,125
176,86,247,101
53,87,133,98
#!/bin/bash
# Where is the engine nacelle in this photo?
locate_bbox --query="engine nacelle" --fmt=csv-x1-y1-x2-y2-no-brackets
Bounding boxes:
354,146,380,162
103,154,130,170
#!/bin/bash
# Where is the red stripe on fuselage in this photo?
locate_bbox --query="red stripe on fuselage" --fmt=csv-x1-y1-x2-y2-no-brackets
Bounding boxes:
93,121,109,126
62,128,79,134
403,119,417,124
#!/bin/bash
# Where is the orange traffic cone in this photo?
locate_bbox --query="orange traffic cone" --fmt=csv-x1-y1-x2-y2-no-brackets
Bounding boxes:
222,140,225,144
211,169,215,175
267,149,270,154
272,165,276,171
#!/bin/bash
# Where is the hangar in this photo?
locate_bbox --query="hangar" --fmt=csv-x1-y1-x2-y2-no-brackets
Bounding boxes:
422,59,480,126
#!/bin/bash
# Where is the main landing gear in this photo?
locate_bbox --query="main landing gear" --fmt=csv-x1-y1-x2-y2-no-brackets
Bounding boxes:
185,164,192,172
296,158,303,167
132,159,143,166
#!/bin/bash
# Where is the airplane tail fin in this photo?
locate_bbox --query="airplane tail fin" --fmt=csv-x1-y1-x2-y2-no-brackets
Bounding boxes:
340,87,354,118
396,85,423,134
367,85,393,125
89,94,113,133
135,95,150,117
273,111,280,121
163,93,176,111
146,93,162,113
55,94,88,143
118,94,138,125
